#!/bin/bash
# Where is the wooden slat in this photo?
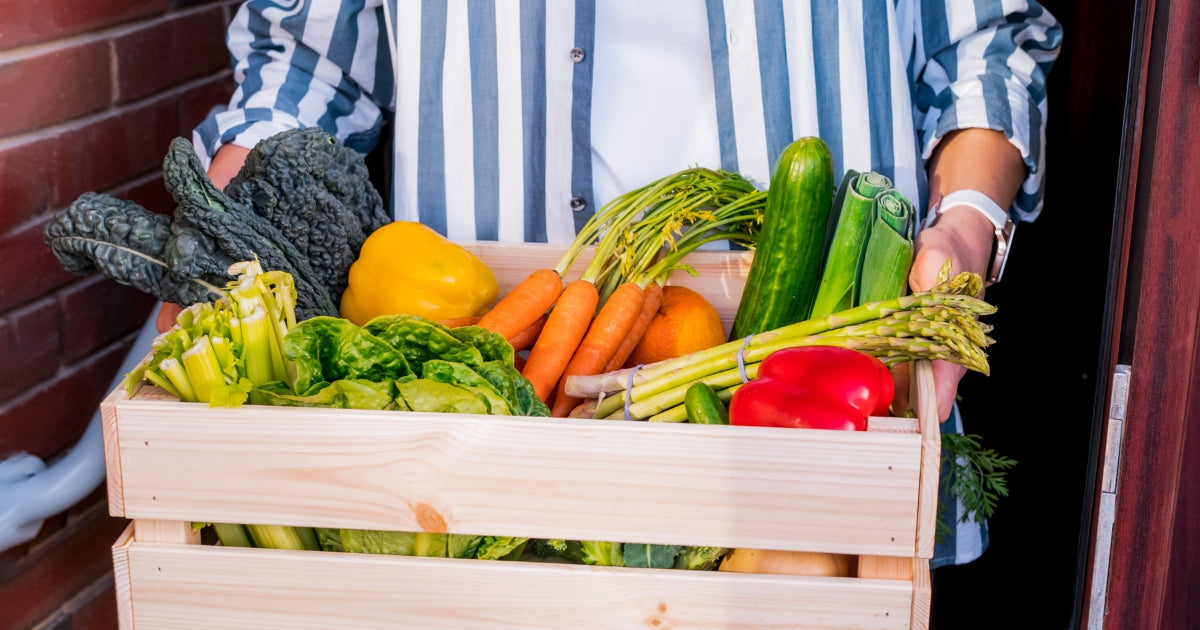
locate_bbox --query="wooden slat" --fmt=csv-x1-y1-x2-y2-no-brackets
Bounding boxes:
101,386,130,518
111,524,135,630
912,360,940,558
111,401,922,556
123,542,915,630
857,555,913,581
134,519,201,545
910,558,932,630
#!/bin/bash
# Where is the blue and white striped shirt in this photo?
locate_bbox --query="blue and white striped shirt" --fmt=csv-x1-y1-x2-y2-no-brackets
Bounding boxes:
194,0,1061,567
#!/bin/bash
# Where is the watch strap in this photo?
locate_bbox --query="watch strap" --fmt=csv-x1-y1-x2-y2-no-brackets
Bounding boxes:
926,189,1015,286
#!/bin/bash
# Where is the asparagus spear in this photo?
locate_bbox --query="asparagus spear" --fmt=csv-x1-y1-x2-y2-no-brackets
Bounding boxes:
566,268,995,422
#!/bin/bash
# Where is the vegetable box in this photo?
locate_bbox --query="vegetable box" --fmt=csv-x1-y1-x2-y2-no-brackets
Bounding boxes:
103,242,940,630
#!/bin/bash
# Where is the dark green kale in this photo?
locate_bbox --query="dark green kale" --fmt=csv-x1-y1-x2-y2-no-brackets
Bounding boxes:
43,192,224,306
162,136,337,318
224,127,390,302
44,128,391,321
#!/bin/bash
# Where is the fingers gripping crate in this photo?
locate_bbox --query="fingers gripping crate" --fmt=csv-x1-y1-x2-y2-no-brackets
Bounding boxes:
103,242,941,630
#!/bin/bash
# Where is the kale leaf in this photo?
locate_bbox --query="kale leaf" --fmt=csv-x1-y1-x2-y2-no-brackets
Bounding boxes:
44,128,390,321
43,192,225,306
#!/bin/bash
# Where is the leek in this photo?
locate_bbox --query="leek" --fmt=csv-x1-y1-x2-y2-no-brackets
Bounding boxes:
857,189,915,305
810,170,892,318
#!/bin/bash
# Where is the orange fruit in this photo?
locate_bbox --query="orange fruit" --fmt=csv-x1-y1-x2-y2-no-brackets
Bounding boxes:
627,285,727,366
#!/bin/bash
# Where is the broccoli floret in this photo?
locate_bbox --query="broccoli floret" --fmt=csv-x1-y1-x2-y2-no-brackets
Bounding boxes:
673,546,731,571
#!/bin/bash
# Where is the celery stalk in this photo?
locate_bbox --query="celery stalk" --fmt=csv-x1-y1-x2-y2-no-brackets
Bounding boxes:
142,369,182,399
245,524,320,551
239,307,274,386
158,357,197,402
212,523,255,548
181,336,225,403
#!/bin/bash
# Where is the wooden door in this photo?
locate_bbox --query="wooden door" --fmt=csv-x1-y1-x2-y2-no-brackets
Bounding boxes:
1079,0,1200,627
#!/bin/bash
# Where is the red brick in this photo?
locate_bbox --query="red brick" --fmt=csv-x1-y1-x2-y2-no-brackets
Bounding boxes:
0,41,112,137
0,492,128,630
52,98,180,208
177,75,237,139
0,0,168,51
0,218,79,313
0,299,60,403
0,334,132,458
59,275,156,362
0,136,56,235
110,173,175,216
114,8,229,104
63,573,119,630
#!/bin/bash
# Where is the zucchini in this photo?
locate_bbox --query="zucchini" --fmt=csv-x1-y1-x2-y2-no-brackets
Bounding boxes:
731,137,834,339
684,382,729,425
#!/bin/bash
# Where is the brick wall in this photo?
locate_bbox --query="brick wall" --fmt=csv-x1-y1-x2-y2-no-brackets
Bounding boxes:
0,1,239,628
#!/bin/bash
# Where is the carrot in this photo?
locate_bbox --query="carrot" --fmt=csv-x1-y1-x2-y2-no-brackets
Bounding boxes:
550,281,646,416
435,315,483,328
507,313,547,352
477,268,563,340
520,279,600,403
604,279,663,372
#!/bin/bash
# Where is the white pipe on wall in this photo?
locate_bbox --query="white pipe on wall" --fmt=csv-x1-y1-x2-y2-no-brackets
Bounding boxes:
0,311,158,552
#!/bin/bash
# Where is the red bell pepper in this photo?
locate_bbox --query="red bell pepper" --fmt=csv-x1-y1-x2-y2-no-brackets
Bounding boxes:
728,346,894,431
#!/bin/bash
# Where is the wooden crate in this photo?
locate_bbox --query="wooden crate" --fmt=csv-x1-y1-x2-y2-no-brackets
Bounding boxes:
103,242,940,630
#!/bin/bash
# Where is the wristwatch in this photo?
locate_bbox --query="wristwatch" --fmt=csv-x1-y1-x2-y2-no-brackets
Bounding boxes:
925,189,1015,286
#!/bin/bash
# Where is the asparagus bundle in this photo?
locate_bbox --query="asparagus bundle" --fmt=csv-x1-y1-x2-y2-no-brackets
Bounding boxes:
563,262,994,422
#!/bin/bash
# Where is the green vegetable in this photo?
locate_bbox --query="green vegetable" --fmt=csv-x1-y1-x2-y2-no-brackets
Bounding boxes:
122,259,296,406
683,382,729,424
811,170,916,319
44,127,390,320
566,264,996,421
857,189,915,305
42,193,225,306
730,136,834,339
532,539,624,567
939,432,1016,535
673,546,731,571
207,523,255,548
245,523,320,551
623,544,682,569
810,170,891,317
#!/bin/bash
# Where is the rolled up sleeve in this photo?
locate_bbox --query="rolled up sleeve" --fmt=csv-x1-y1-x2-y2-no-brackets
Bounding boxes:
914,1,1063,221
193,0,393,168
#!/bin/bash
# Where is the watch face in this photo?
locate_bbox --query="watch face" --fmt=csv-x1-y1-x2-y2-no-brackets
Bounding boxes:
990,220,1015,285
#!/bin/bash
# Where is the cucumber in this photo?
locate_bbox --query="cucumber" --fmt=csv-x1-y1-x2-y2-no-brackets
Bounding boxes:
730,137,835,339
685,382,729,425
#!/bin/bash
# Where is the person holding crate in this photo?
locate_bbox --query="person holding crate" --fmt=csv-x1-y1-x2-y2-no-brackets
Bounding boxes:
162,0,1061,573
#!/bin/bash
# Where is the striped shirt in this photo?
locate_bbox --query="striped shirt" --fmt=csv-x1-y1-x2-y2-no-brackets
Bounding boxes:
193,0,1061,567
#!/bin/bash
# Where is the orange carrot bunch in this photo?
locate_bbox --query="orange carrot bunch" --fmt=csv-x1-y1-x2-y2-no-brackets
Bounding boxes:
477,167,765,416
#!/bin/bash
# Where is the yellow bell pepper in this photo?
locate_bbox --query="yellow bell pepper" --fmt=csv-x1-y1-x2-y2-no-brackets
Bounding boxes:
339,221,499,326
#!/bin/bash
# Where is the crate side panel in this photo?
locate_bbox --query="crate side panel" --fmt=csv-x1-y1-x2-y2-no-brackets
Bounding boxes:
111,524,135,630
125,543,915,630
112,399,922,556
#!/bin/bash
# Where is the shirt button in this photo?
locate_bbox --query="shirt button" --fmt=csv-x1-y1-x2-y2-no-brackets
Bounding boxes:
569,47,586,63
570,196,587,212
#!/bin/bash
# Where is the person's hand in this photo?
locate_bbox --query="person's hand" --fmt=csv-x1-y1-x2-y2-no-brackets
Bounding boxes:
151,144,253,335
155,302,184,333
889,206,994,422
